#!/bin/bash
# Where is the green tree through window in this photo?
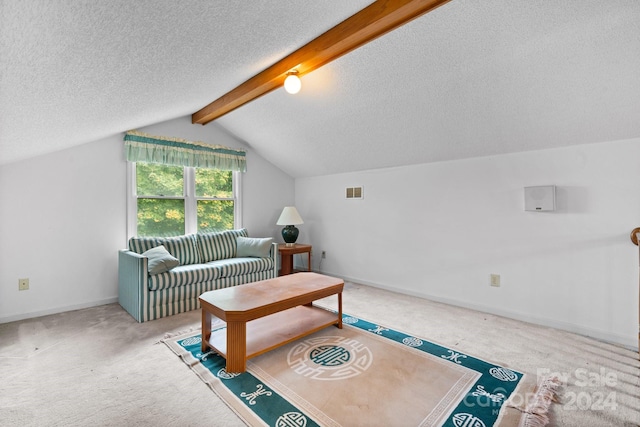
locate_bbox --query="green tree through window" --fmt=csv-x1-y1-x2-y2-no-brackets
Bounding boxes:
134,163,235,236
196,168,234,232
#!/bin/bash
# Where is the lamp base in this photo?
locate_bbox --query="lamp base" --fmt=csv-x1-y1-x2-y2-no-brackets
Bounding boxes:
281,225,299,245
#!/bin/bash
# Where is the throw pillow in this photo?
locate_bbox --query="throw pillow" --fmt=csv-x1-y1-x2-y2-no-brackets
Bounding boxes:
236,237,273,258
143,245,180,275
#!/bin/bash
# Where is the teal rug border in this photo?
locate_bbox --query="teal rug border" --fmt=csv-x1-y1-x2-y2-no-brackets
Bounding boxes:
172,313,525,427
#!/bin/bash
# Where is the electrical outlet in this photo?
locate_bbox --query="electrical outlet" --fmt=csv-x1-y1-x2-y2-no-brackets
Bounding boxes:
19,278,29,291
490,274,500,287
321,251,326,259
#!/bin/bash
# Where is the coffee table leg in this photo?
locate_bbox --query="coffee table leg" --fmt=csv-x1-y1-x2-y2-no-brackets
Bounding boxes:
226,321,247,373
337,292,343,329
202,310,212,352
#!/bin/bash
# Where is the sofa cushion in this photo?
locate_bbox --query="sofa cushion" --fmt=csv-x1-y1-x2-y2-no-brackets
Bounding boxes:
157,234,200,265
197,229,248,262
236,237,273,258
148,263,221,291
129,234,200,265
147,256,274,290
143,245,179,275
129,236,160,254
207,257,275,278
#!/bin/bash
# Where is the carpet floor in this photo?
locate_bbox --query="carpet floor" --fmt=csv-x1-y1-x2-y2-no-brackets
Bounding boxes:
0,282,638,426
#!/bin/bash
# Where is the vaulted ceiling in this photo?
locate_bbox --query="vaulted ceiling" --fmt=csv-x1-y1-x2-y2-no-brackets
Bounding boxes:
1,1,639,178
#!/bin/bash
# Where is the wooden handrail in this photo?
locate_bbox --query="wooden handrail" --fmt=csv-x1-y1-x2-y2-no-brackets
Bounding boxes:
631,227,640,246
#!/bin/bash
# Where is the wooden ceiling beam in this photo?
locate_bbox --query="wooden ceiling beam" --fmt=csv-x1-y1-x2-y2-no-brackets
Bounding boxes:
192,0,451,125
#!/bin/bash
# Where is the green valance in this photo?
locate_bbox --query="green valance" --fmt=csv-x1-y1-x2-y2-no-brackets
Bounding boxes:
124,130,246,172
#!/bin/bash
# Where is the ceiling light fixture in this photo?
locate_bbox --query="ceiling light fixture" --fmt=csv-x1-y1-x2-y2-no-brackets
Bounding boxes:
284,70,301,94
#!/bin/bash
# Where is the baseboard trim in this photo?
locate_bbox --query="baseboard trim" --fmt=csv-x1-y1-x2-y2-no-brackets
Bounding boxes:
317,269,638,351
4,273,637,351
0,297,119,324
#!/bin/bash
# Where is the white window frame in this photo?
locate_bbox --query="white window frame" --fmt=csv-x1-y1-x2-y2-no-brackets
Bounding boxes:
126,162,242,238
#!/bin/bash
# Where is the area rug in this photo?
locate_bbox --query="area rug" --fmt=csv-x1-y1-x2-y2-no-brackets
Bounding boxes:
163,313,558,427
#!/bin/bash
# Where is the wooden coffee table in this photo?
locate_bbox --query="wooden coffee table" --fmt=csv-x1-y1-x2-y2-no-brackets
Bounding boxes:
199,272,344,373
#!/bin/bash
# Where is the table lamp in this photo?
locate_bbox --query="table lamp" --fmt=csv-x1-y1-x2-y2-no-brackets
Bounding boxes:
276,206,304,246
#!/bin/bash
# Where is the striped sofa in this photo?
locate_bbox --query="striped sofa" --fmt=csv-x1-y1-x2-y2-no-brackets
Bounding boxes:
118,229,277,322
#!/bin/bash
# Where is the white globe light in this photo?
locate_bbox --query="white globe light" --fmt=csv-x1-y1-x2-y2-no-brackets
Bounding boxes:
284,73,301,94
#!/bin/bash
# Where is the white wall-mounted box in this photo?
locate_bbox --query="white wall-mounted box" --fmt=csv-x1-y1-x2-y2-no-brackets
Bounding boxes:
524,185,556,211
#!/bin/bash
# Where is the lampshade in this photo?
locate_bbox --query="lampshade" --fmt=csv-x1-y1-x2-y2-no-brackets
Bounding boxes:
284,72,301,94
277,207,304,225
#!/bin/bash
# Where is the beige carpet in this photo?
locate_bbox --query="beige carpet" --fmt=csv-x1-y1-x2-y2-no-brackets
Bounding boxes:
1,282,638,426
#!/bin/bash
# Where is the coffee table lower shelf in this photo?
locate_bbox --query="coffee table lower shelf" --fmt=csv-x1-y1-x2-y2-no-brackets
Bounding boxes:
205,305,340,367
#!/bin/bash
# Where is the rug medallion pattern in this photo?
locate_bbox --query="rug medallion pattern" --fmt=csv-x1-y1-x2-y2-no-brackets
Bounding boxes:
287,334,374,380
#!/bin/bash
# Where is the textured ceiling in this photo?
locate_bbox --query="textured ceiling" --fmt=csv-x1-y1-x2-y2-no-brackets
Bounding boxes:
2,0,639,178
0,0,371,165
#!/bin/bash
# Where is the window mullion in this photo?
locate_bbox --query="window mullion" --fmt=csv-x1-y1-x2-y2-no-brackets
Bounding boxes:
234,171,242,229
184,167,197,234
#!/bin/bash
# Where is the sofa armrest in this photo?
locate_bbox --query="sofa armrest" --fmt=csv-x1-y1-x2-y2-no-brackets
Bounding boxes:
118,250,149,322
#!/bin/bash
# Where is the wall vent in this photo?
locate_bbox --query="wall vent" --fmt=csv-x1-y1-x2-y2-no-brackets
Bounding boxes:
346,186,364,199
524,185,556,211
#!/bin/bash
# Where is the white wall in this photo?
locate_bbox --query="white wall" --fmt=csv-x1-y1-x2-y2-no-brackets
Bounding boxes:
135,117,295,237
0,116,294,323
296,138,640,349
3,121,637,349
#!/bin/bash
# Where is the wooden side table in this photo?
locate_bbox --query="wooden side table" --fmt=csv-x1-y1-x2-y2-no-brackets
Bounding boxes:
278,243,312,276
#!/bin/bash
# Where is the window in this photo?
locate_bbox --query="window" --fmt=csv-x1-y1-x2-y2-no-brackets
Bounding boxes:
127,162,241,237
195,167,235,232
